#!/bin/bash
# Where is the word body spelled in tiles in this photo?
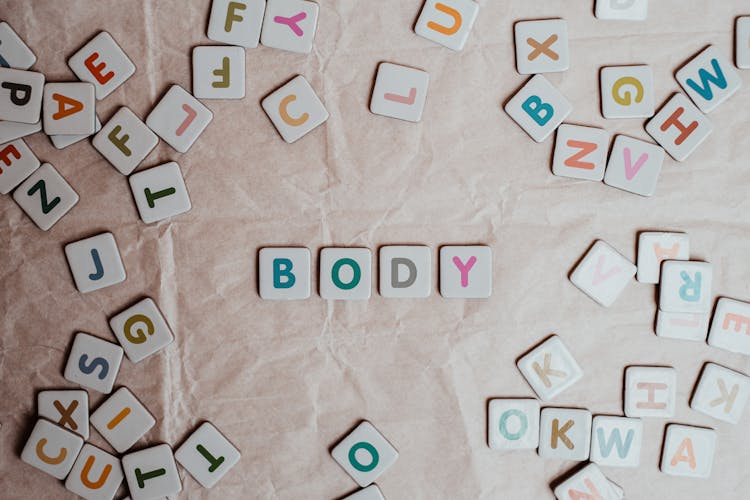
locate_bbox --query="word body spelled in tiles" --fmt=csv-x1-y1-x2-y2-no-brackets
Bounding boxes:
659,260,712,313
551,124,609,181
538,408,592,461
708,298,750,355
624,366,676,418
589,416,642,467
21,419,85,479
570,240,636,307
64,332,123,394
64,443,124,500
0,138,39,194
109,298,174,363
331,421,399,487
505,74,572,142
90,387,156,453
736,17,750,69
319,248,372,300
175,422,241,488
603,135,665,197
343,485,385,500
439,245,492,298
656,311,708,342
514,19,569,74
68,31,136,100
487,398,540,451
258,247,311,300
691,363,750,424
146,85,212,153
660,424,716,478
379,246,431,298
208,0,266,47
65,232,126,293
517,335,583,401
42,82,95,135
675,45,741,114
262,75,328,143
370,63,430,123
192,46,245,99
553,463,620,500
414,0,479,52
595,0,648,21
261,0,319,54
122,444,182,499
129,162,191,224
38,390,89,440
13,162,78,230
646,93,712,161
636,232,689,284
0,22,36,69
600,65,654,118
93,106,158,175
50,115,101,150
0,67,44,123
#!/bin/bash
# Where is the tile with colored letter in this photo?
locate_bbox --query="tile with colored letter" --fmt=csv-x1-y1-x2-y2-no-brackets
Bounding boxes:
624,366,676,418
656,310,708,342
343,485,385,500
64,443,124,500
258,247,311,300
146,85,213,153
0,118,41,143
538,407,591,461
707,297,750,355
589,415,642,467
90,387,156,453
414,0,479,52
517,335,583,401
551,124,609,181
208,0,266,48
192,46,245,100
659,260,712,313
379,245,431,298
38,390,90,440
20,418,85,480
122,444,182,500
319,247,372,300
175,422,241,488
129,162,192,224
660,424,715,478
109,298,174,363
636,232,689,284
63,332,124,394
0,138,39,194
691,362,750,424
370,62,430,123
0,67,44,123
439,245,491,298
93,107,157,175
603,135,665,197
570,240,636,307
505,74,572,143
261,0,319,54
13,162,79,231
553,463,620,500
0,22,36,69
68,31,135,100
675,45,741,113
42,82,96,135
331,421,399,487
65,232,127,293
514,19,569,74
595,0,648,20
600,65,654,118
261,75,328,143
737,17,750,69
487,398,540,451
49,115,101,150
645,93,712,162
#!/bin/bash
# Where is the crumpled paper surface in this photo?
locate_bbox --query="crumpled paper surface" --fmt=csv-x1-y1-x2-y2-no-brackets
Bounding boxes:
1,0,750,498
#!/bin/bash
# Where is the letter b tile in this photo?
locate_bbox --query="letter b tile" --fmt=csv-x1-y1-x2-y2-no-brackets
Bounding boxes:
505,74,572,142
259,247,311,300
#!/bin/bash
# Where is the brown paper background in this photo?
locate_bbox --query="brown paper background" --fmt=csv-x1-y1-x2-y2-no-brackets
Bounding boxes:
1,0,750,498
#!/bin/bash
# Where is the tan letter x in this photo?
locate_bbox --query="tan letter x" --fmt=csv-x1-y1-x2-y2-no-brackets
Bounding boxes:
527,35,559,61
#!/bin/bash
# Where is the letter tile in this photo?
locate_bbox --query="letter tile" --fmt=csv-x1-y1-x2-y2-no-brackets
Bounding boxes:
570,240,636,307
659,260,712,313
707,297,750,355
736,17,750,69
331,421,399,487
414,0,480,52
90,387,156,453
64,232,127,293
0,21,36,69
538,407,592,461
42,82,96,135
379,245,431,298
660,424,715,478
551,124,609,181
517,335,583,401
505,74,572,142
342,485,385,500
595,0,648,21
589,415,642,467
49,115,101,150
645,93,712,162
175,422,241,488
12,162,79,231
192,46,245,100
370,62,430,123
92,107,158,175
655,311,708,342
128,161,192,224
0,118,41,143
260,0,319,54
68,31,136,100
514,19,569,74
636,232,689,284
64,443,123,500
487,398,540,451
21,418,84,480
319,247,372,300
37,389,90,440
258,247,311,300
439,245,491,298
261,75,328,143
603,135,665,197
109,298,174,363
0,138,39,194
600,65,654,118
63,332,124,394
553,463,621,500
624,366,676,418
208,0,266,48
146,85,213,153
691,362,750,424
675,45,741,113
0,67,44,123
122,444,182,500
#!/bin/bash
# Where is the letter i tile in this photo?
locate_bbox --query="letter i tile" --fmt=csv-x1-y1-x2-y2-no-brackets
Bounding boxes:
90,387,156,453
175,422,241,488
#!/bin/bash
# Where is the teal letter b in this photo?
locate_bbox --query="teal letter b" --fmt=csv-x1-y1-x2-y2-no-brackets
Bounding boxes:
273,258,296,289
521,95,554,126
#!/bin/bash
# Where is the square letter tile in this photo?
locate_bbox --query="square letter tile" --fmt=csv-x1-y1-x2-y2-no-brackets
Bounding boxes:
258,247,311,300
676,45,741,113
122,444,182,500
65,232,127,293
517,335,583,401
192,46,245,100
637,232,689,284
68,31,136,100
261,0,319,54
93,107,158,175
319,247,372,300
38,389,89,440
208,0,266,48
414,0,479,52
595,0,648,20
660,424,715,478
590,416,642,467
129,161,192,224
645,93,712,162
624,366,676,418
64,443,124,500
691,362,750,424
505,74,572,143
109,298,174,363
736,17,750,69
369,62,430,123
42,82,96,135
331,421,399,488
553,463,620,500
0,67,44,123
659,260,712,313
49,115,101,150
0,138,39,194
21,418,84,480
707,297,750,355
379,245,431,298
0,118,41,143
13,162,79,231
514,19,569,74
552,124,609,181
656,311,708,342
90,387,156,453
0,22,36,69
487,398,540,451
175,422,241,488
538,407,592,461
261,75,328,143
570,240,636,307
63,332,124,394
603,135,665,197
600,65,654,118
146,85,213,153
439,245,491,298
343,485,385,500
